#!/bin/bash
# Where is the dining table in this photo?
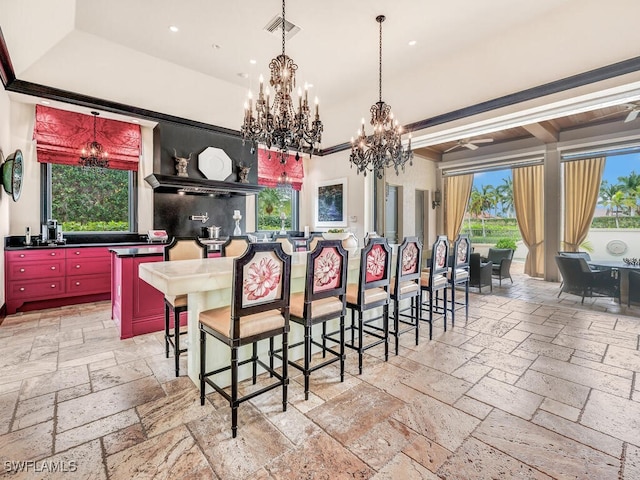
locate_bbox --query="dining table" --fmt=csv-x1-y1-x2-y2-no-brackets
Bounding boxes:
587,260,640,304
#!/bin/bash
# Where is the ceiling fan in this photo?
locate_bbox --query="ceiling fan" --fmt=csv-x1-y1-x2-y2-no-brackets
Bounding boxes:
444,137,494,153
623,103,640,122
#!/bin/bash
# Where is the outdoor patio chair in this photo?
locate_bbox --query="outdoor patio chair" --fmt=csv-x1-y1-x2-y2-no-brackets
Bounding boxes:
469,253,493,293
484,248,514,286
555,255,620,304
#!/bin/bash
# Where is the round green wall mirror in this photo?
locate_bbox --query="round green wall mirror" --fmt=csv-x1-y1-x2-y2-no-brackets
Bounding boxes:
2,149,24,201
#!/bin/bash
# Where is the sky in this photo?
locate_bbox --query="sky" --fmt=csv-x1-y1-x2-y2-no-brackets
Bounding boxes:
472,152,640,190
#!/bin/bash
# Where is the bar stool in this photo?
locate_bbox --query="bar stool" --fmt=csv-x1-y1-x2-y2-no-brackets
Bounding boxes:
164,236,208,377
273,234,295,255
286,240,348,400
390,237,423,355
342,237,392,374
420,235,449,339
221,235,250,257
448,235,471,326
307,233,324,252
199,242,291,438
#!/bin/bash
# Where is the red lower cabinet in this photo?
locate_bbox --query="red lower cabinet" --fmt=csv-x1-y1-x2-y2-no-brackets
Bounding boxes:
5,246,117,314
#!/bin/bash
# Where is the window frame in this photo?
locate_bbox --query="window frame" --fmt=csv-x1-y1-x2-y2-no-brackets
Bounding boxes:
40,163,138,232
255,186,300,233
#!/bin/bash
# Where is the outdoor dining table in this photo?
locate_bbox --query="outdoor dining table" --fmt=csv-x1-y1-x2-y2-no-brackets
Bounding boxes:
587,260,640,304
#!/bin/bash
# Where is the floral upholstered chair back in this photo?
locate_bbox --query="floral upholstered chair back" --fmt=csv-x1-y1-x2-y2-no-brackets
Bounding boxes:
361,237,392,289
454,235,471,269
307,240,348,301
232,243,291,322
395,236,422,287
430,235,449,276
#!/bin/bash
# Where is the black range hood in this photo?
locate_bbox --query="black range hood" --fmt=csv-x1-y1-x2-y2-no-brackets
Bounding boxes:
144,173,264,196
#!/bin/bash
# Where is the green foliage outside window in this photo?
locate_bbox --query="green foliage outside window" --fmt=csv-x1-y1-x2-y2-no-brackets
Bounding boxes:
51,164,129,231
257,187,293,231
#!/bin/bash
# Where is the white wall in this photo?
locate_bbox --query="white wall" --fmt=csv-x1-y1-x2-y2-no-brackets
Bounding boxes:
7,101,155,235
299,150,437,247
300,150,368,246
0,87,11,305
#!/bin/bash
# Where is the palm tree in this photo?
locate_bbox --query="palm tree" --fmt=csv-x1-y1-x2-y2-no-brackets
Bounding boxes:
495,177,514,217
606,190,627,228
617,171,640,215
599,181,621,216
467,186,496,237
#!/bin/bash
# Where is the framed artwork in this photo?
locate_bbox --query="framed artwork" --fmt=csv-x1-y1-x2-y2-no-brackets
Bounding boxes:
315,178,347,228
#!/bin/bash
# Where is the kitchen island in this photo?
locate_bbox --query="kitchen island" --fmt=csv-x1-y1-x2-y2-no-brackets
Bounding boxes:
139,252,362,388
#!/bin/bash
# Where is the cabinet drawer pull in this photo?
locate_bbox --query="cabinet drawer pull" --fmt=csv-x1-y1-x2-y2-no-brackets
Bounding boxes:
19,254,25,258
19,268,25,272
75,281,80,286
51,284,56,288
75,265,81,269
19,287,25,291
50,266,56,270
50,252,56,256
75,251,81,255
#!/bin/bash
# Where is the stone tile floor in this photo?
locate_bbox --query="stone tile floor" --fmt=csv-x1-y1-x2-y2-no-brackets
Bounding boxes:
1,268,639,479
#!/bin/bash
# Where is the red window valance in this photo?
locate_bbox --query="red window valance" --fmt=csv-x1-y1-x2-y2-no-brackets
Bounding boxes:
257,148,304,191
33,105,141,171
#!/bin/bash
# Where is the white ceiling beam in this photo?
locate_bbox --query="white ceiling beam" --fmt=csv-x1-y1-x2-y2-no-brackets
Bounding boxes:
522,121,559,143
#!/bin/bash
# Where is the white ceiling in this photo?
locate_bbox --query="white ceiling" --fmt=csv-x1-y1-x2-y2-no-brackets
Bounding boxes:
3,0,640,148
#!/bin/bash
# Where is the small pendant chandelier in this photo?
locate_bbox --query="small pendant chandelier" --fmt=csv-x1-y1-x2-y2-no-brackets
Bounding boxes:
350,15,413,179
79,111,109,169
241,0,323,164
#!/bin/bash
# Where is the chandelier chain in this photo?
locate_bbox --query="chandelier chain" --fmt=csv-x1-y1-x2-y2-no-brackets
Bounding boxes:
240,0,323,160
378,16,383,104
349,14,413,179
281,0,286,56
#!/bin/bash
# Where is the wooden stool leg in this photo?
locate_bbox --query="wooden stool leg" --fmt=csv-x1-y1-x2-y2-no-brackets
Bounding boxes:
304,324,311,400
174,308,180,377
358,311,364,375
164,303,170,358
339,314,345,382
231,346,239,438
282,331,288,413
199,329,206,406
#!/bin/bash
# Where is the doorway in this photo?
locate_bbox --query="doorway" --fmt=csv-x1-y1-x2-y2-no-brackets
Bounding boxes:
384,185,398,244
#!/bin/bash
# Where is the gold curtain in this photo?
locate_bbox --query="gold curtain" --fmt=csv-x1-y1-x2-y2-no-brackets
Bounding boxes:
513,165,544,277
563,157,605,252
444,174,473,241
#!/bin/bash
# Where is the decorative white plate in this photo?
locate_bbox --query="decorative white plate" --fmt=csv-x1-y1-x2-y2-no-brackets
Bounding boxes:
197,147,233,181
606,239,628,256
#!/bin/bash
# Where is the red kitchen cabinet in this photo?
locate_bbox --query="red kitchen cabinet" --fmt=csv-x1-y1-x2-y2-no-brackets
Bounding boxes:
5,246,119,314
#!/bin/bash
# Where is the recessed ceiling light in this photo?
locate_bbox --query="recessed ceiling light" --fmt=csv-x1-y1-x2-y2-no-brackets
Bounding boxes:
40,100,50,105
408,40,417,46
169,25,179,33
237,73,249,79
249,59,257,65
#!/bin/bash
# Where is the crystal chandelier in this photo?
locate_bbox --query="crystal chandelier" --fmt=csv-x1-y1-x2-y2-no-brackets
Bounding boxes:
241,0,322,164
350,15,413,179
79,111,109,169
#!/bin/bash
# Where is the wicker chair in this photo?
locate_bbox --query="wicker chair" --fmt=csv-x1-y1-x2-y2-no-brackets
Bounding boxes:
555,255,620,304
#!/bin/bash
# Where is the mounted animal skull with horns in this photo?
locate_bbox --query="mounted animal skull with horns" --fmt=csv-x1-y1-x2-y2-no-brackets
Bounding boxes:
173,148,192,177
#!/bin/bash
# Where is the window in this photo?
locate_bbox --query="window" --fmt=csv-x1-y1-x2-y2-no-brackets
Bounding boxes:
461,168,522,245
44,163,136,232
256,186,298,231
